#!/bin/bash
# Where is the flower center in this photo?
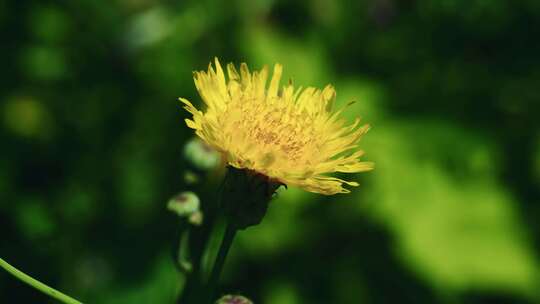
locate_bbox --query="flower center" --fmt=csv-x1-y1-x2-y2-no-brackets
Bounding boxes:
222,98,319,169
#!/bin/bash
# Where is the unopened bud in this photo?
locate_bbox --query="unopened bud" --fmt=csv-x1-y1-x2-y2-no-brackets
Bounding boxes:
188,210,204,226
216,294,253,304
184,137,220,170
183,170,199,184
167,191,200,217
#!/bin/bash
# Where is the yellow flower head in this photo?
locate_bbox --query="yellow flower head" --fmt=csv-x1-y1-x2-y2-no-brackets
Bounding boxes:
180,58,374,195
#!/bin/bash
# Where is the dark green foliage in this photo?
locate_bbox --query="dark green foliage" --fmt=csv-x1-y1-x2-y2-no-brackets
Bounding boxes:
1,0,539,303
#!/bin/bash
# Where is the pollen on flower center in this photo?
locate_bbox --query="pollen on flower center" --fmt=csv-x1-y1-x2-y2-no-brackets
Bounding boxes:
223,97,319,167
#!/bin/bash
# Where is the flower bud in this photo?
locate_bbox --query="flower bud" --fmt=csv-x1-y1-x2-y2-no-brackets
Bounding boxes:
184,137,221,170
216,294,253,304
183,170,200,184
167,191,200,217
188,210,203,226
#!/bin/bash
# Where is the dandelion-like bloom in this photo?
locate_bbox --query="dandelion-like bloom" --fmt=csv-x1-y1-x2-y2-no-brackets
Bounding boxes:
180,58,374,195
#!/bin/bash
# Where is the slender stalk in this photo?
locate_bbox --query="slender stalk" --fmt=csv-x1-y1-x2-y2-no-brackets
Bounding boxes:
0,257,83,304
177,205,221,303
206,222,237,303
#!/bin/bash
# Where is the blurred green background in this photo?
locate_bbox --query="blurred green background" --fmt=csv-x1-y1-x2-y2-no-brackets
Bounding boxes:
1,0,540,303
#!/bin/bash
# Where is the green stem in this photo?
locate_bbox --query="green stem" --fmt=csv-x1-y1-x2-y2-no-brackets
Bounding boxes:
177,194,220,304
206,222,237,303
0,257,83,304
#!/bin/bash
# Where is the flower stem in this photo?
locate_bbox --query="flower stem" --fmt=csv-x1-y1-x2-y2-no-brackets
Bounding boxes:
206,222,237,303
0,257,83,304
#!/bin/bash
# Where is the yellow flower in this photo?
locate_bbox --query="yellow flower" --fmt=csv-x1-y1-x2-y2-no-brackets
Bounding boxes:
180,58,374,195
